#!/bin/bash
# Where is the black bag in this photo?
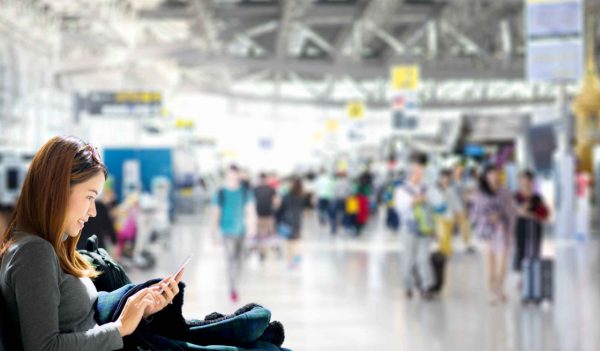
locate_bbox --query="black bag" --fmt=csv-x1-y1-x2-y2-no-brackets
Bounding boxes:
429,251,446,293
78,235,131,292
0,293,22,351
413,250,446,294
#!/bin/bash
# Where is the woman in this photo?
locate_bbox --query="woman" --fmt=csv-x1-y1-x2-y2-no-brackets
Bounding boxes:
0,136,181,351
471,165,516,304
513,170,549,275
278,178,304,269
432,169,463,257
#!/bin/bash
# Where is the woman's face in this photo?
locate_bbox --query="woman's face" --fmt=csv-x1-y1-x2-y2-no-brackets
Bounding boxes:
519,176,533,193
440,175,450,188
64,172,105,237
486,169,499,189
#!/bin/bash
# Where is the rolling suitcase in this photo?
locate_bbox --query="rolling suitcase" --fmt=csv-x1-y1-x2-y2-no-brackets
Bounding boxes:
412,251,446,294
521,218,553,303
522,258,553,303
429,251,446,293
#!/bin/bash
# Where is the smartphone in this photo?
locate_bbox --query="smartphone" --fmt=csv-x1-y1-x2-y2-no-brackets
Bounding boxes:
158,254,193,294
174,254,193,279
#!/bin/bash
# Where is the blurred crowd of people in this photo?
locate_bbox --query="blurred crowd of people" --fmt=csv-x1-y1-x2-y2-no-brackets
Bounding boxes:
206,152,552,305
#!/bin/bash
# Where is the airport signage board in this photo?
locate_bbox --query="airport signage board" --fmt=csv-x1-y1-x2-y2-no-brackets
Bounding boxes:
346,101,365,120
526,0,584,83
527,39,584,83
390,65,420,131
175,118,194,129
85,91,162,115
258,138,273,150
391,65,420,91
391,90,419,131
526,0,583,38
326,119,340,133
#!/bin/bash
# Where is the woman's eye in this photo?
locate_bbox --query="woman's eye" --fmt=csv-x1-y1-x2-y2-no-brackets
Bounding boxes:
87,196,94,201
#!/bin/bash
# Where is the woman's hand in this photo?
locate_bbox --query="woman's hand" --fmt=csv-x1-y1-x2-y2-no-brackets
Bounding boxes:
142,274,182,318
115,288,156,336
412,194,426,206
518,205,532,218
489,212,500,224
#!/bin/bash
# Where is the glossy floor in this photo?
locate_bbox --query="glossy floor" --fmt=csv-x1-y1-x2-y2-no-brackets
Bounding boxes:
126,212,600,351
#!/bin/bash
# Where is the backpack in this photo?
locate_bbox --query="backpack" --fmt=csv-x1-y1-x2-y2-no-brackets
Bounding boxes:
413,204,435,235
346,196,359,214
217,186,250,209
78,235,131,292
404,184,435,236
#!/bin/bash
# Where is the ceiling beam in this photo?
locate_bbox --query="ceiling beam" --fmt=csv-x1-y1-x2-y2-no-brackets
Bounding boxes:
188,86,560,110
57,43,524,80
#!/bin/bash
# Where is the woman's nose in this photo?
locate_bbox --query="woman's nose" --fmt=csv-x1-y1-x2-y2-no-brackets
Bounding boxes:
89,202,97,217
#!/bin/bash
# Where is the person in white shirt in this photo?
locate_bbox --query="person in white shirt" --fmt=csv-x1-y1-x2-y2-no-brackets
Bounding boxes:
394,153,435,299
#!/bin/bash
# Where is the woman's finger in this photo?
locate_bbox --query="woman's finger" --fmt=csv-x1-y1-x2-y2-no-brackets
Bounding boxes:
174,268,185,283
151,288,168,306
136,293,154,310
160,282,175,301
153,276,171,290
131,289,151,302
167,277,180,295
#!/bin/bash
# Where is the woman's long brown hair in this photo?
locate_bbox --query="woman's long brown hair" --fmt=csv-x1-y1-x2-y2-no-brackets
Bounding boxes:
0,136,107,278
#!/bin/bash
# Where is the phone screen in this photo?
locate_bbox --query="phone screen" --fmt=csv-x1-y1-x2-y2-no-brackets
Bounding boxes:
174,254,193,278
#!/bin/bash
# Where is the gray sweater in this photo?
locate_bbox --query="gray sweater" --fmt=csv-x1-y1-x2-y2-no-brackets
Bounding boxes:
0,231,123,351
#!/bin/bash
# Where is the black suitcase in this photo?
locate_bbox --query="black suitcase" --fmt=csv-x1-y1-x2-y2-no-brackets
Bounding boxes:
429,251,446,293
412,251,446,294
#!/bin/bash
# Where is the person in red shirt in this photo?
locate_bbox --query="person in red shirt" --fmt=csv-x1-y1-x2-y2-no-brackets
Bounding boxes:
513,170,549,274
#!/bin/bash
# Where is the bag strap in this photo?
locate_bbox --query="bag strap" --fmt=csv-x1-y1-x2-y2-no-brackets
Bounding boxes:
403,183,426,198
218,189,225,208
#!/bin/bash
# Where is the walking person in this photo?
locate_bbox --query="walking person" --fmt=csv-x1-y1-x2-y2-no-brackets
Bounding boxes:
314,170,334,228
395,153,436,299
452,163,475,252
513,170,549,285
277,178,305,269
253,172,279,261
331,172,352,235
471,165,517,304
211,165,256,303
432,169,463,257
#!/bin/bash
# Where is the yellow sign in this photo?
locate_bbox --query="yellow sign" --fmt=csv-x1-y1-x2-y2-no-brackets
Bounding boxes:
346,101,365,119
115,92,161,103
391,65,420,91
175,119,194,129
221,149,239,159
313,131,324,141
326,119,340,133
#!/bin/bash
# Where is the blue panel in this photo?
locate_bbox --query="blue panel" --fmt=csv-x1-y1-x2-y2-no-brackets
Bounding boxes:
527,1,583,38
464,144,484,157
527,39,584,83
103,148,173,203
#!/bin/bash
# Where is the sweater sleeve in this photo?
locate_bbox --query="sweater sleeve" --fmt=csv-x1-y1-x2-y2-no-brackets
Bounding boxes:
6,240,123,351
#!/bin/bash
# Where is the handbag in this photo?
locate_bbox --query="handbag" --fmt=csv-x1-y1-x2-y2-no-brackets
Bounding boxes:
277,222,293,239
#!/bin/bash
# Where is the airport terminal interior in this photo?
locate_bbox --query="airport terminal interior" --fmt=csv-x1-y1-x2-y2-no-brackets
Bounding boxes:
1,0,600,350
